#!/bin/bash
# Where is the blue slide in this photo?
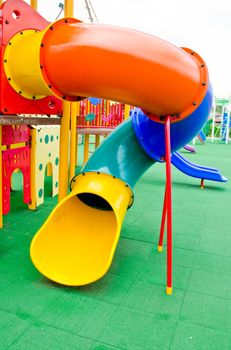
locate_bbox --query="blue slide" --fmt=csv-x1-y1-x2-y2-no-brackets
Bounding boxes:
171,152,228,182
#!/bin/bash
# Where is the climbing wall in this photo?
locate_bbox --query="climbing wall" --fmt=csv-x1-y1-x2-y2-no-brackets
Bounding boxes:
32,125,60,207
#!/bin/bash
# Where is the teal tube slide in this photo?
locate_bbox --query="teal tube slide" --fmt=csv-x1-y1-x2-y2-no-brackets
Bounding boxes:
82,118,155,189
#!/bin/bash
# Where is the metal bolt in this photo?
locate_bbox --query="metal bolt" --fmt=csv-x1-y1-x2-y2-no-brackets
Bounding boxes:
193,102,196,106
5,20,9,24
202,82,206,86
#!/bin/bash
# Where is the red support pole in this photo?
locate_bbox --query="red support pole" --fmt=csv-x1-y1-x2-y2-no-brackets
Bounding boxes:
165,115,173,295
158,188,167,252
200,179,204,189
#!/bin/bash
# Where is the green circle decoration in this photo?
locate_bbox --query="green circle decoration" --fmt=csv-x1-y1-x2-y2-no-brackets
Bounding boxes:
39,163,43,171
55,157,59,166
38,188,43,198
45,135,49,144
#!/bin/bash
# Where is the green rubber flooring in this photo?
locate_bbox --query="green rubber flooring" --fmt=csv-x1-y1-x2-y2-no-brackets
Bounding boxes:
0,141,231,349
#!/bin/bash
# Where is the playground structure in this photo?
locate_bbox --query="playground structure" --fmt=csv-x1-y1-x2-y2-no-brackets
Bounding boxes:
78,99,125,128
0,0,227,295
184,130,206,153
76,98,130,164
209,97,231,144
0,124,60,225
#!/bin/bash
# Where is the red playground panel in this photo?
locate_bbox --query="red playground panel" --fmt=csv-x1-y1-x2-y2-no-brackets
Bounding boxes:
2,125,30,145
2,146,31,215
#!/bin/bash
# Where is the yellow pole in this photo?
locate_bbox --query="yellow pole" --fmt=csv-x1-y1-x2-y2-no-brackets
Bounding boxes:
83,134,89,164
64,0,74,17
58,0,74,201
75,133,79,167
86,99,90,127
28,128,36,210
0,126,2,228
58,101,71,201
0,1,3,6
69,102,78,182
30,0,38,10
124,104,130,120
95,135,100,148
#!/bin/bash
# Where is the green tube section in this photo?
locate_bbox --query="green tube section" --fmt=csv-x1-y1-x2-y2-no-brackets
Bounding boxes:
82,119,155,189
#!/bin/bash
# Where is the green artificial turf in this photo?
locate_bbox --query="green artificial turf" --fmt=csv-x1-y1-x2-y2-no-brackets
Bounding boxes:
0,140,231,349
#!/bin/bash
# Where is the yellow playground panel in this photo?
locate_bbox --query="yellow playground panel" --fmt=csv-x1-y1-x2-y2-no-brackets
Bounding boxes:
29,125,60,209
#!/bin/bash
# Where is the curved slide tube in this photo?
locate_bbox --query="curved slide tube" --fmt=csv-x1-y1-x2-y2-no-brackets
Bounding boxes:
4,13,214,285
171,152,227,182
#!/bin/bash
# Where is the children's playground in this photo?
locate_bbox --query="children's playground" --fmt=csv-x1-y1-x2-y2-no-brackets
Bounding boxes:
0,0,230,349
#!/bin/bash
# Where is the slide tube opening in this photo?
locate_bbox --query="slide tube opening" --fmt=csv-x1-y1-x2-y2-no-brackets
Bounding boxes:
76,192,113,211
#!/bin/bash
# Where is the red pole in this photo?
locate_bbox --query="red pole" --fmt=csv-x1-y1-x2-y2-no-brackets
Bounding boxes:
158,188,167,251
165,115,173,295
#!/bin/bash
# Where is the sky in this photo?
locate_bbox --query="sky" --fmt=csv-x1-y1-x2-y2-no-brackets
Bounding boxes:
26,0,231,97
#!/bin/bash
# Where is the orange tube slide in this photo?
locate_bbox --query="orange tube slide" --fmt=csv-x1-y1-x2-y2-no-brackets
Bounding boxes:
40,19,208,121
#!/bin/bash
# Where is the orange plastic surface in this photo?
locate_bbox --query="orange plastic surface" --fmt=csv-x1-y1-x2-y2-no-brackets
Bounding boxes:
40,20,208,121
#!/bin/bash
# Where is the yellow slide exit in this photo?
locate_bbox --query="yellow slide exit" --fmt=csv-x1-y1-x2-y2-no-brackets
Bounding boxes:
30,173,133,286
